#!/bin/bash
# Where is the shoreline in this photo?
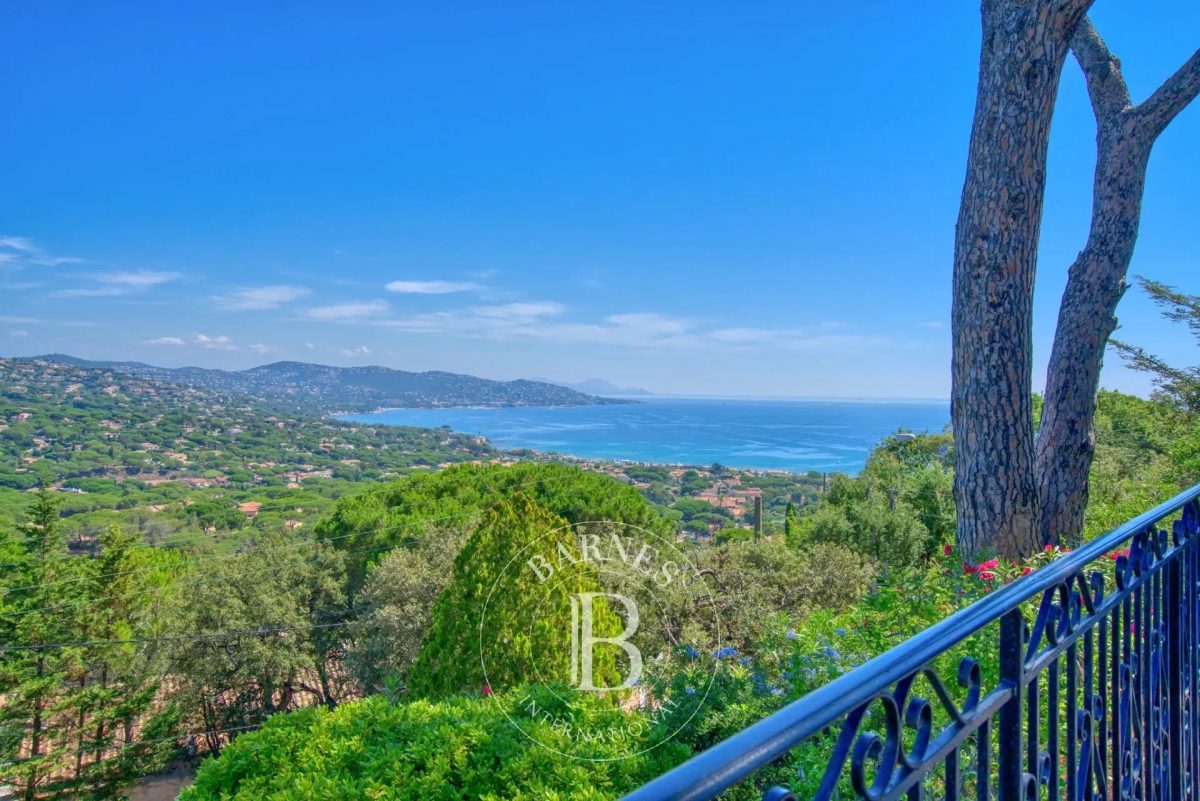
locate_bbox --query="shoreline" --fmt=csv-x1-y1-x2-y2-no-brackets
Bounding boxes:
334,398,947,477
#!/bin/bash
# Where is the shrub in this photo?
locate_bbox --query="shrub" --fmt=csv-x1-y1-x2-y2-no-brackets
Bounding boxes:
181,688,689,801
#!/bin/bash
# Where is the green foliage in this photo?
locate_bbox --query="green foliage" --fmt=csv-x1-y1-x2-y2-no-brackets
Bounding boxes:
181,688,689,801
317,463,672,596
408,496,622,697
0,494,176,799
1111,277,1200,413
346,530,464,692
691,540,874,653
0,356,493,543
783,501,799,547
167,528,347,740
713,526,752,544
1083,390,1193,539
792,433,953,566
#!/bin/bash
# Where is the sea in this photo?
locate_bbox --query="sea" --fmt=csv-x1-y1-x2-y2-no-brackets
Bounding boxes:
338,396,949,475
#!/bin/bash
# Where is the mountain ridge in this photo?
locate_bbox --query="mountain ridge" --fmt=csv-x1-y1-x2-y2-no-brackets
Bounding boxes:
26,354,630,414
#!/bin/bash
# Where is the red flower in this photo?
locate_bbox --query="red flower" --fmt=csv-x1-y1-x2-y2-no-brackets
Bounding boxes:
1021,566,1033,576
1108,548,1130,561
964,558,998,580
482,684,493,696
1044,544,1054,553
943,544,953,557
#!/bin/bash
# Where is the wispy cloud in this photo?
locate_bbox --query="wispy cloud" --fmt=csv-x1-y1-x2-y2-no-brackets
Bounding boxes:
710,327,778,344
307,300,389,321
216,285,311,311
195,334,237,351
55,269,180,298
473,301,567,320
0,236,37,253
96,270,180,287
385,280,481,294
249,343,274,354
9,330,29,337
145,336,186,346
0,235,82,269
340,345,371,357
0,315,41,324
921,321,944,330
371,300,906,355
55,287,127,298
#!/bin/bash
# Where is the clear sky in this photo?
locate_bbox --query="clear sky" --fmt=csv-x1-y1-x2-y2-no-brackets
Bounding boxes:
1,2,1196,398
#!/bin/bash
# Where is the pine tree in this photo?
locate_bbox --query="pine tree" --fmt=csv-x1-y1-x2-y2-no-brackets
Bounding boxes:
0,487,84,800
82,526,171,797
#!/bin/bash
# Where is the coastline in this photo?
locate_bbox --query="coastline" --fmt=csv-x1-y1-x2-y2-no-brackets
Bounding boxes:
336,397,949,475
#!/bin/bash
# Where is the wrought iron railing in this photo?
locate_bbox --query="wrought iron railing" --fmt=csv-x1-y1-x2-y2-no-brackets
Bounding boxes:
623,484,1200,801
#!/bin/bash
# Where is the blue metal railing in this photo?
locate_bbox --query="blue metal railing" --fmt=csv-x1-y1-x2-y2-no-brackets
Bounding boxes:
623,483,1200,801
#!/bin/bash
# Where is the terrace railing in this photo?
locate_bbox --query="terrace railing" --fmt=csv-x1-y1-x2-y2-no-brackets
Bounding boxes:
623,484,1200,801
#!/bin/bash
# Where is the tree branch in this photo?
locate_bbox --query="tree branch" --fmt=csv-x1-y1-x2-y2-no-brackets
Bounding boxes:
1070,17,1131,122
1134,46,1200,139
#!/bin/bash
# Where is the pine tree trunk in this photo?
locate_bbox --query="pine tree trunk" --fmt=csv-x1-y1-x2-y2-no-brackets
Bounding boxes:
25,653,45,801
1036,21,1200,546
952,0,1085,558
1036,130,1148,546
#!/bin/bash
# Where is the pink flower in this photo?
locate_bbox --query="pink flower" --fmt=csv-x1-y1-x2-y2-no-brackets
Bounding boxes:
963,562,977,575
482,684,493,696
943,544,953,557
977,558,999,570
1044,544,1054,553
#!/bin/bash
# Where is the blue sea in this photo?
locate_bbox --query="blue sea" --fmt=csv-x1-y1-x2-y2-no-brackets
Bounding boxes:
340,396,949,474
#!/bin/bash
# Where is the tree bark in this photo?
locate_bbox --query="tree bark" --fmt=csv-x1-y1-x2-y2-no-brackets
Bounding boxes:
1036,21,1200,546
953,0,1089,558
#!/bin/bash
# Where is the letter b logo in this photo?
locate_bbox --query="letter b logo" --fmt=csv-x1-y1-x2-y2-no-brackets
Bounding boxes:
569,592,642,691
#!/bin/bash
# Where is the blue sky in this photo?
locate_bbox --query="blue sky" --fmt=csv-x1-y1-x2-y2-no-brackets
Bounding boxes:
1,2,1196,398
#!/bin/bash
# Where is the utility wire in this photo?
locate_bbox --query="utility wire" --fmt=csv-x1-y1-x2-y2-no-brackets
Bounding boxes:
0,468,579,600
0,496,343,571
0,616,363,654
0,723,264,769
0,470,582,621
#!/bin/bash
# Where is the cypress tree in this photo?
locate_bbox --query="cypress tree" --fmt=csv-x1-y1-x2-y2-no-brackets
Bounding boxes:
409,494,623,697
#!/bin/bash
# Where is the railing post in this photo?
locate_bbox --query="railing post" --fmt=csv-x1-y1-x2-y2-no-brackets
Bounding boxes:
998,609,1024,801
1166,550,1183,801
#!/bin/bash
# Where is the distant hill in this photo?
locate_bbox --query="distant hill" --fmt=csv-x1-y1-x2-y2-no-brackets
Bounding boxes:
32,354,629,414
535,378,653,397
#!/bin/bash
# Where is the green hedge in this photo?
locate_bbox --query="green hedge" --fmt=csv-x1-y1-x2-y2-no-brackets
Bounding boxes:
181,687,688,801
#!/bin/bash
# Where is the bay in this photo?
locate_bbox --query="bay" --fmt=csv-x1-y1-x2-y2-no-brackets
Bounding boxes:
339,396,949,474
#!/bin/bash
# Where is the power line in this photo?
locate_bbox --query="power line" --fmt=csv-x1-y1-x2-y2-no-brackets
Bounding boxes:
0,469,574,600
0,617,363,654
0,497,337,572
0,723,264,770
0,470,581,621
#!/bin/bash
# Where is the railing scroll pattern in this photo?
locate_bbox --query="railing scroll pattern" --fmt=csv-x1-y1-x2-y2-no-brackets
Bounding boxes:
622,486,1200,801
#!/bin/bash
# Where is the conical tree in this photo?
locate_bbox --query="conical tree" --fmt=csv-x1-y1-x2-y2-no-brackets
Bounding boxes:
408,494,623,697
783,501,800,547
